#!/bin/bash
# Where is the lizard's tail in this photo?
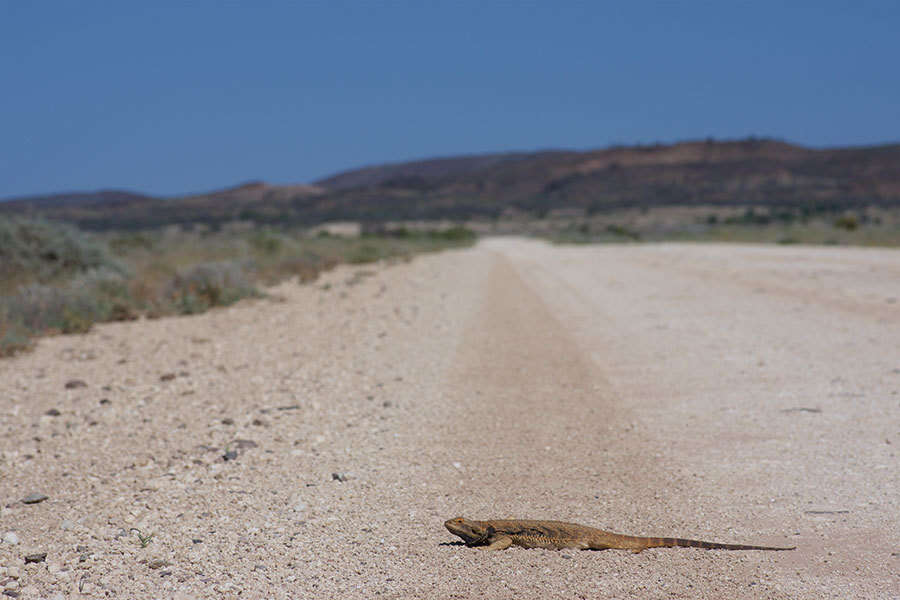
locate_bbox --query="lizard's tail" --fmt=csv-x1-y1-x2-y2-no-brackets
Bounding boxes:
637,536,795,551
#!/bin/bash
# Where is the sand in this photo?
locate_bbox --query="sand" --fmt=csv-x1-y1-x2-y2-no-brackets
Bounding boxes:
1,238,898,598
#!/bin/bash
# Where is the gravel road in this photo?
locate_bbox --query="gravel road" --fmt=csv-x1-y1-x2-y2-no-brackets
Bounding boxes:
1,238,898,598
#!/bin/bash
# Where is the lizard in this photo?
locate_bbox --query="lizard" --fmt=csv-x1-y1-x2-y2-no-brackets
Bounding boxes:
444,517,796,552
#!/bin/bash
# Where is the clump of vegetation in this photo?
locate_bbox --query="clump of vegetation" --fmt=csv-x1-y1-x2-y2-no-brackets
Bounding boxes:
130,528,154,548
162,261,258,314
833,214,859,231
0,216,476,357
550,205,900,247
0,216,127,287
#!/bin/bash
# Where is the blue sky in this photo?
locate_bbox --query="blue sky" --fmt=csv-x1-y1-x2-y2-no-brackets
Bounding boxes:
2,1,898,198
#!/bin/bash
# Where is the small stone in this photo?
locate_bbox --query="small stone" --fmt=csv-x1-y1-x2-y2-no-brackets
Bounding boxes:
5,568,19,579
24,552,47,564
21,493,48,505
223,449,238,461
60,520,75,531
221,418,234,425
2,532,18,545
3,590,20,598
147,559,169,570
159,373,176,381
45,408,61,416
232,439,258,449
331,472,350,482
251,418,268,427
99,398,111,405
192,538,203,544
64,380,87,389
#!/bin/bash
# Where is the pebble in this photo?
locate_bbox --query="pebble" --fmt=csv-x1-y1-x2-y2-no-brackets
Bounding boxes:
60,520,75,531
147,559,169,570
223,449,238,461
21,493,48,505
24,552,47,564
64,380,87,389
331,472,351,482
159,373,176,382
2,532,18,545
45,408,61,416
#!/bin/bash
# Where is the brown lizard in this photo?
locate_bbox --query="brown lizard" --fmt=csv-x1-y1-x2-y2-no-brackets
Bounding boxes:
444,517,796,552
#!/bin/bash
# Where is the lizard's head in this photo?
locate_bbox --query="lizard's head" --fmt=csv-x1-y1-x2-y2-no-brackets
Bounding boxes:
445,517,491,546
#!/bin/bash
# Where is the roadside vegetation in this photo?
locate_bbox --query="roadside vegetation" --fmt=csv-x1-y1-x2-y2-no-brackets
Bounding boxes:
0,217,476,357
547,206,900,247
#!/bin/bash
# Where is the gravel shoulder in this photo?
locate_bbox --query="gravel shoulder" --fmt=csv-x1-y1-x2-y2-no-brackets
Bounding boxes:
1,238,898,598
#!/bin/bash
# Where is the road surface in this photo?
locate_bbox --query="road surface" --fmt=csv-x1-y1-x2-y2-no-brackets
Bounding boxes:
2,238,898,598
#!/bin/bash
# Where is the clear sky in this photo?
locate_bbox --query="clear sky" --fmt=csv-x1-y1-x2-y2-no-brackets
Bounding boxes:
2,1,898,198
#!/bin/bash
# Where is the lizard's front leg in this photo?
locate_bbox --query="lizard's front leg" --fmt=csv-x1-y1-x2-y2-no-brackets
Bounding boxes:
483,535,513,550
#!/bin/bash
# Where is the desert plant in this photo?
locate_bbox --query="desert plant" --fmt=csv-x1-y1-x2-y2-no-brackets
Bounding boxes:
0,216,127,288
834,214,859,231
130,528,154,548
0,268,133,335
163,261,259,314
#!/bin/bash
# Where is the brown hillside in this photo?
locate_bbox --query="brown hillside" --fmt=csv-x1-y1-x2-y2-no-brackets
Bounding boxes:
2,138,898,229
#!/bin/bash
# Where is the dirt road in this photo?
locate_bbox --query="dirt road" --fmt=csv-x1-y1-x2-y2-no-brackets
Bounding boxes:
2,238,898,598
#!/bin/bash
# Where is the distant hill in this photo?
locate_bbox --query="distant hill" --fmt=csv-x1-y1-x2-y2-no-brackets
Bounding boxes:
3,138,899,230
1,189,157,211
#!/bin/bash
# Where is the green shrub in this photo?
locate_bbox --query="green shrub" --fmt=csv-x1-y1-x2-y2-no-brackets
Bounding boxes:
833,214,859,231
431,226,476,242
605,224,640,240
0,216,127,286
163,261,259,314
0,269,134,335
346,244,386,264
249,230,286,255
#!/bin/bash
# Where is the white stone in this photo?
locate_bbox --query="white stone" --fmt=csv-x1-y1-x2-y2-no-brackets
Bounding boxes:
2,531,18,545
